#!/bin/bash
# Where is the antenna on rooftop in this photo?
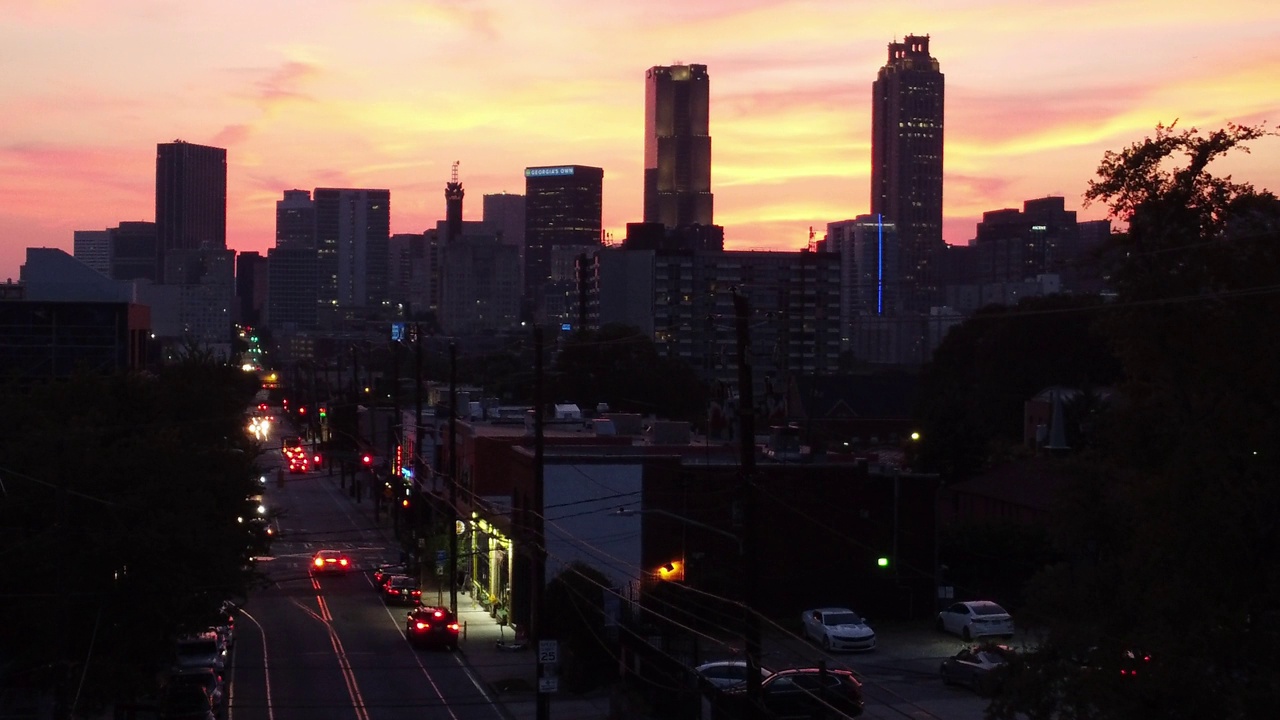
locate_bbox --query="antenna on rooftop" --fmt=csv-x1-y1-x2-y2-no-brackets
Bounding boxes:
451,160,460,184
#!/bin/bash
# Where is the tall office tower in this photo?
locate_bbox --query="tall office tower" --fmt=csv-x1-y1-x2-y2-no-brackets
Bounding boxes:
871,35,944,311
483,192,525,248
974,196,1079,285
156,140,227,282
825,216,906,364
523,165,603,325
445,162,464,246
266,190,319,331
483,192,526,295
313,188,390,325
109,222,160,282
644,64,713,228
73,230,112,274
235,251,268,328
276,189,316,248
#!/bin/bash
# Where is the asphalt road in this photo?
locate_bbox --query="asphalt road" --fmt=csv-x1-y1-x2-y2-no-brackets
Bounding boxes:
224,427,508,720
227,418,1002,720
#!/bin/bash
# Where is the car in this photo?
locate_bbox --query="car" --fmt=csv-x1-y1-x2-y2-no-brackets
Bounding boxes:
283,438,310,473
936,600,1015,640
405,606,460,649
166,667,225,716
694,659,775,689
158,684,215,720
940,644,1019,696
801,607,876,652
311,550,352,574
382,575,422,606
173,631,226,672
373,563,406,591
720,667,864,718
1074,645,1154,678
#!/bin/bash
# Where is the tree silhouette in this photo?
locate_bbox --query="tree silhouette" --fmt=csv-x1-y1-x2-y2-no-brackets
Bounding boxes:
990,123,1280,720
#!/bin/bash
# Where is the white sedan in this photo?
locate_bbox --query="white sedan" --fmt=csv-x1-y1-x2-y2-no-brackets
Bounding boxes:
936,600,1015,640
800,607,876,651
694,660,775,689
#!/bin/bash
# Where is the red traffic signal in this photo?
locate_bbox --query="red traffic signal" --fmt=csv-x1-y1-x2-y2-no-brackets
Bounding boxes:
298,406,307,415
361,453,373,466
401,498,410,508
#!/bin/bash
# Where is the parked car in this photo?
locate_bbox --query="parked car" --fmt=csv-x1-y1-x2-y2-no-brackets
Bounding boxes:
940,644,1019,696
936,600,1014,640
382,575,422,606
311,549,352,574
694,659,775,689
173,631,226,672
166,668,225,717
405,606,460,650
373,563,406,591
158,683,215,720
801,607,876,652
720,667,864,718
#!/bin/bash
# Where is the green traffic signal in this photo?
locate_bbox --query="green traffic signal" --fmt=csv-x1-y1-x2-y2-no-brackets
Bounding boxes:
877,556,890,568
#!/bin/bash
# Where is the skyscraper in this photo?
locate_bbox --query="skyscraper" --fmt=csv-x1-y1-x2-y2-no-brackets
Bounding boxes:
156,140,227,282
871,35,944,311
523,165,603,325
276,189,316,248
313,188,390,324
644,64,713,228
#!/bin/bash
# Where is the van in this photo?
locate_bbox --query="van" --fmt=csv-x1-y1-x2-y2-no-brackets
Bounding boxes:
174,631,226,671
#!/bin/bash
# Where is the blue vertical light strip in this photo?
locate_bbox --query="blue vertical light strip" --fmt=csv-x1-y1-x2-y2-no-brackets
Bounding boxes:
876,214,884,314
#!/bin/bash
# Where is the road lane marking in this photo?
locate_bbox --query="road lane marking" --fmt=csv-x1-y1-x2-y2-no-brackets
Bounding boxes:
236,609,275,720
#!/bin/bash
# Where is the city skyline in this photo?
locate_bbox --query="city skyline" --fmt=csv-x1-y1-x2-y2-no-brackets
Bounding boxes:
3,1,1279,281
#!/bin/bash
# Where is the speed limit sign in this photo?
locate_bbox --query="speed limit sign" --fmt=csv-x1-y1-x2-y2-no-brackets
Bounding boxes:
538,640,559,665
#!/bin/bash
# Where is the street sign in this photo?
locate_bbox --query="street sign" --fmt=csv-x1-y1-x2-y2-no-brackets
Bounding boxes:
538,640,559,665
538,676,559,694
436,549,447,567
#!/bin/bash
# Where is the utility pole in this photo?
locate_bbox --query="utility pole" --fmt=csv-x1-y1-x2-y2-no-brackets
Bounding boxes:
733,291,763,715
414,324,424,582
533,325,551,720
392,337,401,537
448,340,459,614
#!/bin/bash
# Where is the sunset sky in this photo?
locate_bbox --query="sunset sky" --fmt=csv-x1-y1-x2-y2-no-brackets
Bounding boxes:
3,0,1279,281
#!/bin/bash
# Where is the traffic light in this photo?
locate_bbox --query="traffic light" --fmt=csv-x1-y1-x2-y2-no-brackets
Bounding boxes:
318,406,327,418
298,406,307,416
877,556,891,568
361,453,373,467
401,498,411,509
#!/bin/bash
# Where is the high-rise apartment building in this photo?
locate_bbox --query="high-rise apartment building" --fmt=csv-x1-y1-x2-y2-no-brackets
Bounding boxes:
313,188,390,325
523,165,603,325
156,141,227,282
871,35,944,311
644,64,713,229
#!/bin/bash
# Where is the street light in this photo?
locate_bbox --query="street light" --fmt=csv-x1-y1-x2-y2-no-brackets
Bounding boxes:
611,507,743,553
611,505,762,711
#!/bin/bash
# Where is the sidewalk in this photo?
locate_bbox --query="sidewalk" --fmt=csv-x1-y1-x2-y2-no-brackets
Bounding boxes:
341,476,621,720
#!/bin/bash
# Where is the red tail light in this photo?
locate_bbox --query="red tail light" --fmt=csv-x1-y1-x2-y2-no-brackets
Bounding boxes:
432,611,444,618
339,558,348,566
415,622,429,630
314,558,324,567
447,623,459,631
